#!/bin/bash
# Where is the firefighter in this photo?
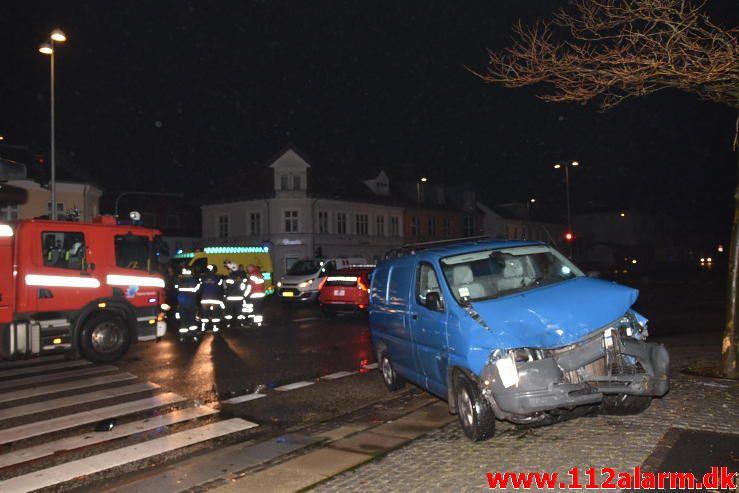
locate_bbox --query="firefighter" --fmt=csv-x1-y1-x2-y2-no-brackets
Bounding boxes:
243,263,266,326
199,264,224,332
223,260,246,327
175,267,200,341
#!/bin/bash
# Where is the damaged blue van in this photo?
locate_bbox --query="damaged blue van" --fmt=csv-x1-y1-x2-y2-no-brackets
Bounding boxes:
369,239,670,441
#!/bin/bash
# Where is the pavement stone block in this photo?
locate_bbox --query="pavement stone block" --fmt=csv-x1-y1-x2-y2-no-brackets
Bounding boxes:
330,430,411,455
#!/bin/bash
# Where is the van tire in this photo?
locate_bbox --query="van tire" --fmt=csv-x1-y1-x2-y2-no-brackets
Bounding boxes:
454,373,495,441
79,313,130,363
600,394,652,415
379,351,404,391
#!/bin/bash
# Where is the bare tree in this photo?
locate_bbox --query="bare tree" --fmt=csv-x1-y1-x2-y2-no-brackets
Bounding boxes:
475,0,738,377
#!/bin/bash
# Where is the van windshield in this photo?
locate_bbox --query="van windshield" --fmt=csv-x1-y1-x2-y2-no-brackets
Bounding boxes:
287,259,322,276
440,245,583,303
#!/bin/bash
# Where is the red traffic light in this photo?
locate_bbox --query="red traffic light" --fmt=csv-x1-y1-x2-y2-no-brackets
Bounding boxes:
564,232,575,241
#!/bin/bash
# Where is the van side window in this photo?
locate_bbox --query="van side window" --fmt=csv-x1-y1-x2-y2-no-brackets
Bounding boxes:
415,262,444,311
370,267,389,304
42,231,86,270
388,265,412,306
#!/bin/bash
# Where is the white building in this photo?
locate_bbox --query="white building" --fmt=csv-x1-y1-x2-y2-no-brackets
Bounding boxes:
201,148,405,278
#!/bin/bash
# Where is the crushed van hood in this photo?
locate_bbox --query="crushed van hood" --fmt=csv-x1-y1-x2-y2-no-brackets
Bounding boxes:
472,277,638,350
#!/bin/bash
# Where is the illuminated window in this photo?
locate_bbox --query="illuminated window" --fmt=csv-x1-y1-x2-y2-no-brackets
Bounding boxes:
46,202,64,215
284,210,299,233
356,214,368,235
0,202,19,221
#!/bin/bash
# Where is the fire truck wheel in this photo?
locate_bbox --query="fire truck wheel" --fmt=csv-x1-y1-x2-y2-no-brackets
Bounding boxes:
79,313,131,363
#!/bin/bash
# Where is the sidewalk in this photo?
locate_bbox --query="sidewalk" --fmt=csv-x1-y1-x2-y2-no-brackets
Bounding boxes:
210,331,738,492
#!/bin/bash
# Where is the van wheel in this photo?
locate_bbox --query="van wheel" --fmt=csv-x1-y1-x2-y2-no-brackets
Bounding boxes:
379,351,404,391
600,394,652,415
454,373,495,441
79,313,130,363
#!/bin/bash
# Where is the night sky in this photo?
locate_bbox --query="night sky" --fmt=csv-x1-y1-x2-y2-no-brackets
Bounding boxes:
1,1,737,245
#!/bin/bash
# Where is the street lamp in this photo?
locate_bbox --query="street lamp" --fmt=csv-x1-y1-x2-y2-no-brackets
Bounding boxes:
39,29,67,220
553,160,579,234
415,177,427,237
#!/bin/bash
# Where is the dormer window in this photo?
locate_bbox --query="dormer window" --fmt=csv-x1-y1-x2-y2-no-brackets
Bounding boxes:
280,175,289,190
293,175,301,190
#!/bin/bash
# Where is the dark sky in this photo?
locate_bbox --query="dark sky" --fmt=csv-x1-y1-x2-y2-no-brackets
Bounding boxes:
1,1,737,244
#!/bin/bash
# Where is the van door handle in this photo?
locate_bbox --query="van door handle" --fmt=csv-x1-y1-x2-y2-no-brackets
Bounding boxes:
411,313,418,320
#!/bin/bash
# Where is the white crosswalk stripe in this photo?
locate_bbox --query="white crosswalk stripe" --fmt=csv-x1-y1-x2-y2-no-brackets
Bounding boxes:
0,356,258,492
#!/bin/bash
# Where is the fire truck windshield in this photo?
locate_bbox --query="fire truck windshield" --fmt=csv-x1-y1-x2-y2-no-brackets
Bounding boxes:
115,233,156,272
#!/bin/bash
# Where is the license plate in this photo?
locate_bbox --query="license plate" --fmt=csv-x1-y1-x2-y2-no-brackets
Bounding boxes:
282,291,294,297
334,289,345,296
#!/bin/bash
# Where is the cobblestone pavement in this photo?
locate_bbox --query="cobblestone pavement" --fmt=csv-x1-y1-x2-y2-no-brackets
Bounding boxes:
312,333,739,492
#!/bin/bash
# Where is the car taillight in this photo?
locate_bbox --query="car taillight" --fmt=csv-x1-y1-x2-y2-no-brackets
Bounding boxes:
318,277,327,290
357,278,368,291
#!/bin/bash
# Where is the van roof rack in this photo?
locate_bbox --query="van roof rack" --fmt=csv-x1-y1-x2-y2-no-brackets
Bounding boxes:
384,236,498,259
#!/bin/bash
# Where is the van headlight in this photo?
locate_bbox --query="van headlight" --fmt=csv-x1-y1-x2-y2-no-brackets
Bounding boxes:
298,279,313,288
617,311,648,340
494,353,519,388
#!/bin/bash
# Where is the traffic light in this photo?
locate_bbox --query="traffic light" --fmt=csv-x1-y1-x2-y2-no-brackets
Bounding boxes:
564,232,575,241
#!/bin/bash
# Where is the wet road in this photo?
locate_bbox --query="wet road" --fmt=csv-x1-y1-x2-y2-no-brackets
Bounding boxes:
115,298,377,409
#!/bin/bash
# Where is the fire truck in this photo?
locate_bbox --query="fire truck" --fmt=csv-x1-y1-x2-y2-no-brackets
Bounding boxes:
0,216,167,363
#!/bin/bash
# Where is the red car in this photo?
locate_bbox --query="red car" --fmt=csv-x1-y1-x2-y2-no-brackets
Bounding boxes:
318,266,374,315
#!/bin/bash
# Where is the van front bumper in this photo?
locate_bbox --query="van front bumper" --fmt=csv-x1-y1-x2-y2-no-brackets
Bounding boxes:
482,337,670,416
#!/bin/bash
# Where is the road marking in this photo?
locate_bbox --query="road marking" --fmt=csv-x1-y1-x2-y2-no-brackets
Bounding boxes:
0,392,186,446
222,393,267,404
0,373,137,405
0,406,219,469
0,382,160,422
0,355,65,370
274,381,315,391
0,360,91,379
0,364,118,390
292,317,320,322
0,419,257,493
320,371,358,380
362,363,378,370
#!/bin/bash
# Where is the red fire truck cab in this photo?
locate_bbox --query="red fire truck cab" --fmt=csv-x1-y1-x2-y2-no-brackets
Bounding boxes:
0,216,167,363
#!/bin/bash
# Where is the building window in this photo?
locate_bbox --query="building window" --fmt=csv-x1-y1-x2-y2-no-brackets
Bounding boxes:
0,203,19,221
47,202,64,215
217,215,229,238
337,212,347,235
166,214,180,229
141,213,157,227
293,175,301,190
375,215,385,236
390,216,400,236
355,214,368,236
318,211,329,234
442,217,451,236
463,215,474,237
411,216,419,237
284,210,299,233
250,212,261,235
428,217,437,237
280,175,289,190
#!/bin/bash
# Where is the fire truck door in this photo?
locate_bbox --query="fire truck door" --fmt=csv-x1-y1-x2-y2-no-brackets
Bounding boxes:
0,231,13,324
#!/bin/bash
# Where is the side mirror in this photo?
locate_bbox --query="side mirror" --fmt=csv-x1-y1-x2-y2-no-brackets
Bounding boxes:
426,291,443,311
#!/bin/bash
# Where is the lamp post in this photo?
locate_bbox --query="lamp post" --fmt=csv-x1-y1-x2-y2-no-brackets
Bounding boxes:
415,177,427,237
39,29,67,220
553,160,579,234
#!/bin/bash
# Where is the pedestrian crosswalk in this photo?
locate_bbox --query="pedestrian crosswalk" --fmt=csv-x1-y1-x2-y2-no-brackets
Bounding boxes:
0,356,258,493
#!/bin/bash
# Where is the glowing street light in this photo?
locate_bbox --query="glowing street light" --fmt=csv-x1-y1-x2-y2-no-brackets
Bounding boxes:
553,160,579,236
39,29,67,220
